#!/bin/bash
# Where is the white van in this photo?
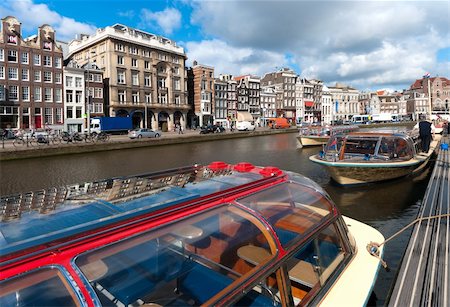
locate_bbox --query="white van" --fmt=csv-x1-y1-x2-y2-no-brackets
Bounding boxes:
236,121,256,131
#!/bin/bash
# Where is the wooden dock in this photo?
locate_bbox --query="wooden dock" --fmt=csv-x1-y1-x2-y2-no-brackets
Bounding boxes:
388,136,449,306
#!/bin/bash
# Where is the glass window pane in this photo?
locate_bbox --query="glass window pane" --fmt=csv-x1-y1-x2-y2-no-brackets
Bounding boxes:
237,182,333,248
0,267,79,307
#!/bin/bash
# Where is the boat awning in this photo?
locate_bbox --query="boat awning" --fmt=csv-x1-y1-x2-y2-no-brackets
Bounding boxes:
305,101,314,107
237,111,254,122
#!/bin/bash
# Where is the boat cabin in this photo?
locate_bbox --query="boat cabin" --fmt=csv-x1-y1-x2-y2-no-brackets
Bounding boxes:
0,163,372,306
322,132,416,162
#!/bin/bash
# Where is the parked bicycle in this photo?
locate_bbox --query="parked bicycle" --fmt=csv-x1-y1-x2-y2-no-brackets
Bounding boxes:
96,132,110,142
13,135,37,147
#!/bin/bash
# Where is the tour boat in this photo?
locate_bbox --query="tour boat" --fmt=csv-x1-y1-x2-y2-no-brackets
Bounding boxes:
309,132,439,185
297,125,359,148
0,162,384,306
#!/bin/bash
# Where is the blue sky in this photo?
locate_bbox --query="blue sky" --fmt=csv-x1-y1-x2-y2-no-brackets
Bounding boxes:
1,0,449,91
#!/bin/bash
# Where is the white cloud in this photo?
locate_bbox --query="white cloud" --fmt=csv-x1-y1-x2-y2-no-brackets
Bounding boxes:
140,8,181,35
186,39,288,77
188,0,450,90
0,0,96,42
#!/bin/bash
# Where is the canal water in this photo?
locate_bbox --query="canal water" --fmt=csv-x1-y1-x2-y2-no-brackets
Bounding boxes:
0,132,431,306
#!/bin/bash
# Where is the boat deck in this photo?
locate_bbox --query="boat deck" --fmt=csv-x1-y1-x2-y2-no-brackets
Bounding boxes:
388,136,450,306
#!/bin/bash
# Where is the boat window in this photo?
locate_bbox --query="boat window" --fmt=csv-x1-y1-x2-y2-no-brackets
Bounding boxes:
377,137,413,160
0,267,80,306
286,223,346,306
232,271,282,306
75,205,275,307
237,182,333,248
344,138,378,155
324,135,344,153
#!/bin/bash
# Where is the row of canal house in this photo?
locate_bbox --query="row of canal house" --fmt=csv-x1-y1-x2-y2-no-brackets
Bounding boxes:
2,16,449,131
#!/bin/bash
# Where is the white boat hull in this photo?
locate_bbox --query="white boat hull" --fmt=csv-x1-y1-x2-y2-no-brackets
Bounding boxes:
297,136,329,148
310,137,439,185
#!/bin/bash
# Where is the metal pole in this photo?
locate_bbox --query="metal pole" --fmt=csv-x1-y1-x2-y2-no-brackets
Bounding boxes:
144,100,147,129
87,64,90,134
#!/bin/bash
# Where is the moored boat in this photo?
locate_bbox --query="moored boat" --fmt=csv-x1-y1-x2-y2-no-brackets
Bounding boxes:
297,125,359,148
309,132,440,185
0,162,384,306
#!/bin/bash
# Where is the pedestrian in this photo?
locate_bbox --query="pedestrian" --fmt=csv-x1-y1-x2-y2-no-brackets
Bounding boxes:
417,119,435,153
443,121,448,137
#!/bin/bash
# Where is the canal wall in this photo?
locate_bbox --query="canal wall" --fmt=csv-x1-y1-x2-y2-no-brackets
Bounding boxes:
0,128,298,161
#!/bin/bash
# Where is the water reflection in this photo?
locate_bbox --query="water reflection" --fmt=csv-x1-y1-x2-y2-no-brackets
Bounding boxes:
0,131,432,306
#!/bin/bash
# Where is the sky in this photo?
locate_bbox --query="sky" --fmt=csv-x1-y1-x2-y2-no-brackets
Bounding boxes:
1,0,449,91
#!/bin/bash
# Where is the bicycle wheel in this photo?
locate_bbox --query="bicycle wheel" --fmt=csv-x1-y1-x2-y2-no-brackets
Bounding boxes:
13,138,25,147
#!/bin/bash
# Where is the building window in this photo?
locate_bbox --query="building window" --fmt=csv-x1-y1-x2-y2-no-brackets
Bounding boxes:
55,88,62,103
132,91,139,104
86,87,94,98
144,61,150,69
75,106,82,118
34,87,41,102
93,103,103,113
129,46,138,55
118,90,126,103
43,55,52,67
66,76,73,87
34,54,40,65
117,70,126,84
174,66,179,75
93,74,102,82
44,71,52,82
144,74,151,87
115,43,124,52
44,88,52,102
8,50,17,62
55,73,61,84
21,68,29,81
0,85,5,101
175,95,180,105
8,67,18,80
158,93,167,104
75,77,82,87
157,77,166,88
34,70,41,82
0,65,4,79
174,79,180,90
21,52,29,64
44,108,53,124
22,86,30,101
9,85,18,100
55,57,62,68
132,72,139,86
75,91,82,103
117,55,124,65
66,106,73,118
56,107,62,123
0,48,4,61
145,93,151,104
94,88,103,98
131,58,138,67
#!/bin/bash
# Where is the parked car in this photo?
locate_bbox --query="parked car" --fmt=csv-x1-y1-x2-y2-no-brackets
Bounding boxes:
199,125,225,134
128,128,161,139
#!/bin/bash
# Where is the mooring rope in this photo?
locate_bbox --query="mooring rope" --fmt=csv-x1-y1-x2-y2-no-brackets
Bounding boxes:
367,213,450,270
